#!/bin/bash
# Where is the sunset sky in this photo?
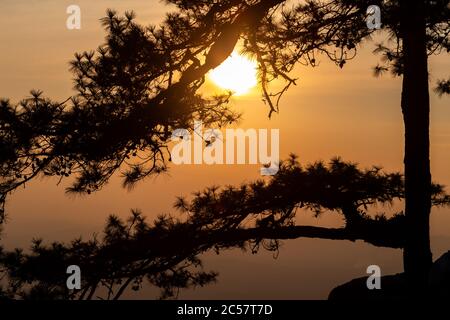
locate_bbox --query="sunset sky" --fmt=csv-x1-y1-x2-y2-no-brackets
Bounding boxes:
0,0,449,299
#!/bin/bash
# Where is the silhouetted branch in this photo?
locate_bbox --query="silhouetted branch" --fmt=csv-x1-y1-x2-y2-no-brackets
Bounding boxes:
2,0,447,221
1,158,449,299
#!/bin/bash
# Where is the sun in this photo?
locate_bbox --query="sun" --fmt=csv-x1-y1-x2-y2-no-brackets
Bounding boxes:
209,53,258,95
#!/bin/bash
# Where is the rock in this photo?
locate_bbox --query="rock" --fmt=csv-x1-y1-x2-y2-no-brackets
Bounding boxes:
328,273,408,300
428,250,450,297
328,251,450,300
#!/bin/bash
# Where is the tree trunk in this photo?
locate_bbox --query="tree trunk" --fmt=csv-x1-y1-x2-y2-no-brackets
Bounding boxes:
400,0,433,293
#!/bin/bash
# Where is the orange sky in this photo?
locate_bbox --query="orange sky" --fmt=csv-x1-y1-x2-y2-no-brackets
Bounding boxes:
0,0,449,299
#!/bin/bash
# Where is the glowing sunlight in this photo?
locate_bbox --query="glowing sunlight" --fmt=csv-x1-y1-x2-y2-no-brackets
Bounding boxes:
209,52,258,95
